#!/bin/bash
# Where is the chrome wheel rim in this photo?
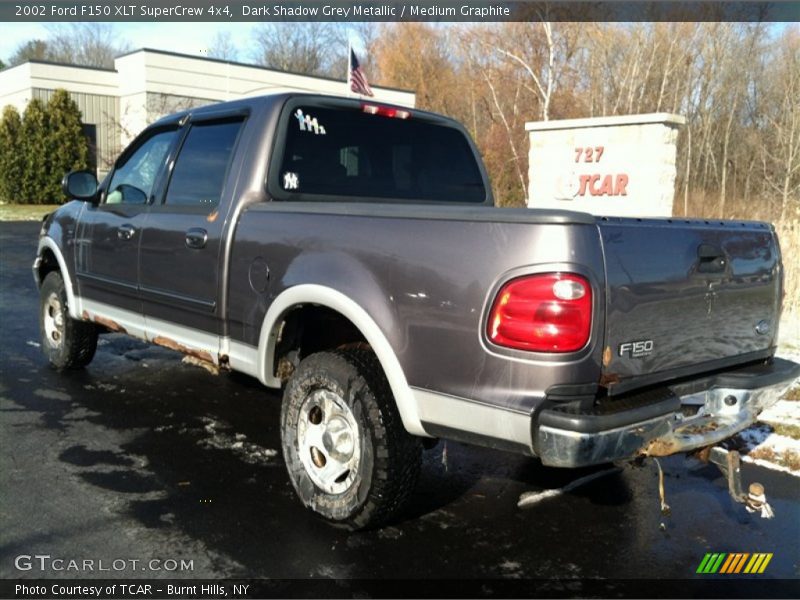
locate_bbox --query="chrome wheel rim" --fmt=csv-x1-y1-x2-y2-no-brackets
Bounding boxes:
43,293,65,349
297,389,360,494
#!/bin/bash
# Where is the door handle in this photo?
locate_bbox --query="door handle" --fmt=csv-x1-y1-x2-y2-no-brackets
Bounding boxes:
185,228,208,249
697,243,726,274
117,224,136,241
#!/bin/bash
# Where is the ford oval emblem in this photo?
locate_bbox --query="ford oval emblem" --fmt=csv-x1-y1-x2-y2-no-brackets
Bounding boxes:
755,320,771,335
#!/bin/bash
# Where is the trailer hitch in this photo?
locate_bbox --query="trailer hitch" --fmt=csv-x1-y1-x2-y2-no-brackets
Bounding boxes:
697,446,775,518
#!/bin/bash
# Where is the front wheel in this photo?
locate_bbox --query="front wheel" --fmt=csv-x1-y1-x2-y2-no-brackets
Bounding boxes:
39,271,98,370
280,348,422,529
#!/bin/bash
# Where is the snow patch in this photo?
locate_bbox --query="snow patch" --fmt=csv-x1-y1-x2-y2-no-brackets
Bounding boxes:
518,467,621,508
33,388,71,401
758,399,800,427
729,398,800,476
499,560,523,579
736,424,797,454
197,417,278,465
377,526,403,540
775,346,800,367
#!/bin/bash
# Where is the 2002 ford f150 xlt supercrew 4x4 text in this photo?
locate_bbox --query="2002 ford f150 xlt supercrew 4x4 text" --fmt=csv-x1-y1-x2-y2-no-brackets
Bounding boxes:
34,93,799,528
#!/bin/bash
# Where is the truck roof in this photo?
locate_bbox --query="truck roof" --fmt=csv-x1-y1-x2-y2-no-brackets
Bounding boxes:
149,92,449,129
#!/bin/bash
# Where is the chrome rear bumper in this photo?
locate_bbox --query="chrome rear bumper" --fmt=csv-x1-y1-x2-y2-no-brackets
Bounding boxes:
536,358,800,468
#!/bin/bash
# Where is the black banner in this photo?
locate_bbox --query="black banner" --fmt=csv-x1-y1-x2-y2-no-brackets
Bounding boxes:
3,578,800,599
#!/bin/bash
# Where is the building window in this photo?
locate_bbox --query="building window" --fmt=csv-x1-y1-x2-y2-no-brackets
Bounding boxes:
81,123,97,171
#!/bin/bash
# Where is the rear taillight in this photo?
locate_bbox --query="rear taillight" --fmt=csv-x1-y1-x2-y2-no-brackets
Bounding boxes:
487,273,592,353
361,103,411,119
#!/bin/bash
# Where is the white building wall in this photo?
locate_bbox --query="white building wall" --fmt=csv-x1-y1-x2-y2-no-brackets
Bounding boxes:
121,49,414,106
27,62,118,97
0,88,31,109
0,63,35,106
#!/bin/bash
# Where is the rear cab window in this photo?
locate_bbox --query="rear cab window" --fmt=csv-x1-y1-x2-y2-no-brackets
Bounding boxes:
271,101,488,203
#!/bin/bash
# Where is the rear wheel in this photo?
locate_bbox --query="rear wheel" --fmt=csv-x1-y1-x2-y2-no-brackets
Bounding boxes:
280,348,422,529
39,271,98,370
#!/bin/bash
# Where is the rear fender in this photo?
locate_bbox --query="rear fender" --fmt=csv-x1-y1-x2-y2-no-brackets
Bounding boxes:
256,284,426,436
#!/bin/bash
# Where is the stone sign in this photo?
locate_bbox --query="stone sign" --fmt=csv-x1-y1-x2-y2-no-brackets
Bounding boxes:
526,113,685,217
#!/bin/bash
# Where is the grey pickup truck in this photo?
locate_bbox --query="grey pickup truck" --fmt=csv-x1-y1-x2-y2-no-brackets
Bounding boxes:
35,93,799,528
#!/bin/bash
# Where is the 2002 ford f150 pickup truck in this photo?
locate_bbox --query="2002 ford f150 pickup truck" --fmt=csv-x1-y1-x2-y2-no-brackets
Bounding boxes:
35,93,799,529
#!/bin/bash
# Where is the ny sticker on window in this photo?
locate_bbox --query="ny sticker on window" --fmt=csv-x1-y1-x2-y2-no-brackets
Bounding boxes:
294,109,326,135
283,171,299,190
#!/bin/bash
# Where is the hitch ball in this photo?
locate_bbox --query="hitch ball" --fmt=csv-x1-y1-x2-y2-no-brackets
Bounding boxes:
746,481,774,519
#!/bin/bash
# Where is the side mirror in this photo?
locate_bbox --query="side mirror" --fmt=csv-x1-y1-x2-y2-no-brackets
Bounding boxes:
62,170,98,202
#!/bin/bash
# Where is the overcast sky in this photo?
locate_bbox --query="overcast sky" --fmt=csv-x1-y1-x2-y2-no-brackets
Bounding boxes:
0,22,264,64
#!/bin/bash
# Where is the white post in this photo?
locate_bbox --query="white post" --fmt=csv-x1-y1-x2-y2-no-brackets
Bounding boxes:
346,40,352,98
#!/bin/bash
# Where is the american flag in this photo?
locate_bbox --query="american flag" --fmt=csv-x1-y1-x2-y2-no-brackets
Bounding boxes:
349,48,374,97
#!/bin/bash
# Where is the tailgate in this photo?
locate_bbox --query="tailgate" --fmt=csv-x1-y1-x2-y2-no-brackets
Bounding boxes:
599,217,782,394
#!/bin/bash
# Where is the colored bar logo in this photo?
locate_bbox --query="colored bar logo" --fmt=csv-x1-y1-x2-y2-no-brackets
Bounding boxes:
696,553,773,574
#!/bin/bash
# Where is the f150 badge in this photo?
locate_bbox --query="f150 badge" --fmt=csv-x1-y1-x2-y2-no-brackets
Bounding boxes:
619,339,654,358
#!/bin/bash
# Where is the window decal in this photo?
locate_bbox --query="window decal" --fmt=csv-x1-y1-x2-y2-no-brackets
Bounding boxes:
294,109,326,135
283,171,299,190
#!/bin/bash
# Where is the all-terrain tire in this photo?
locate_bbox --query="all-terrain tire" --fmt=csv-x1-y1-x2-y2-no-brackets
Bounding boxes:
39,271,98,370
280,348,422,530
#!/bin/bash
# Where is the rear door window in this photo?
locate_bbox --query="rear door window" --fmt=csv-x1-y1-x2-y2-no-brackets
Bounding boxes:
165,119,243,208
276,105,486,203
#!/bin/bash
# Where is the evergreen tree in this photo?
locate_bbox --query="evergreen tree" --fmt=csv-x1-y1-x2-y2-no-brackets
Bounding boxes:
0,106,23,202
47,89,90,195
19,99,50,204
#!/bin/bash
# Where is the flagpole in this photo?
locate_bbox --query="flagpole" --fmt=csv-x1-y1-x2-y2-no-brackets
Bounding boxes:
346,40,352,98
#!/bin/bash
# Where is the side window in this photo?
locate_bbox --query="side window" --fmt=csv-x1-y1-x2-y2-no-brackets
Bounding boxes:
106,129,177,205
165,120,243,207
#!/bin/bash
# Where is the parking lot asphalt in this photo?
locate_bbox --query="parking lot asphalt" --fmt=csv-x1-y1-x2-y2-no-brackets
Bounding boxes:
1,221,798,596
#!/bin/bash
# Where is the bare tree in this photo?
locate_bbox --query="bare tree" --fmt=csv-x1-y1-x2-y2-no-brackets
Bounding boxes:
482,19,559,121
44,23,131,69
9,40,51,66
350,22,380,74
373,24,463,114
206,31,239,62
482,71,527,196
760,30,800,221
9,24,130,69
250,23,347,77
